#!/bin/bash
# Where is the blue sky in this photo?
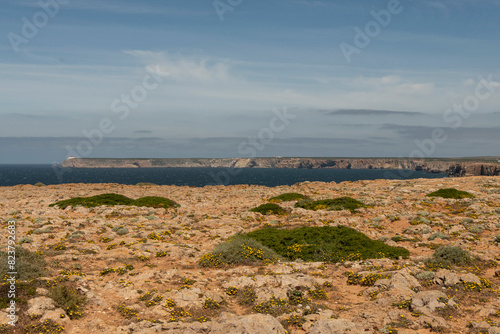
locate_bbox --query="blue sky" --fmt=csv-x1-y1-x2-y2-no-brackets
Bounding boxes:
1,0,499,163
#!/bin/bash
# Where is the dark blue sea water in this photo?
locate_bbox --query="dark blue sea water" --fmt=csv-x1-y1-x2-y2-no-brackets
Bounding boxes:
0,165,447,187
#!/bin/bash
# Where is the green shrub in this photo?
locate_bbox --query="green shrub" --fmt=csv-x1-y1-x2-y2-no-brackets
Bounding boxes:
203,298,220,309
132,196,179,209
467,225,484,234
136,182,157,186
347,272,391,286
287,289,307,305
391,236,403,242
294,197,365,213
50,285,86,319
429,246,472,267
113,226,129,235
19,237,33,244
50,193,179,209
238,286,257,305
253,296,288,315
23,320,64,333
410,216,431,225
199,236,283,267
426,188,474,199
269,193,308,203
308,286,328,300
428,232,450,241
250,203,287,215
49,193,134,209
34,182,46,187
243,226,409,262
0,281,36,309
0,247,46,280
415,271,435,281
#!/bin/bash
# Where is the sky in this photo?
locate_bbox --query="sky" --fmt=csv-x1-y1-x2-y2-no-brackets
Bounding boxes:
1,0,499,163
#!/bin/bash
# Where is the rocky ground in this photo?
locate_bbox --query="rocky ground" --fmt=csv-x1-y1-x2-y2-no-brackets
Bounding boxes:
1,176,500,333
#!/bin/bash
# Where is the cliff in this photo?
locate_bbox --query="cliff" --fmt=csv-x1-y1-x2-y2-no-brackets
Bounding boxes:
60,157,500,177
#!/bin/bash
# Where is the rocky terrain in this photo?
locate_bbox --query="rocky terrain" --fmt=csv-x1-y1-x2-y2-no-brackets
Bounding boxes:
1,176,500,333
61,157,500,177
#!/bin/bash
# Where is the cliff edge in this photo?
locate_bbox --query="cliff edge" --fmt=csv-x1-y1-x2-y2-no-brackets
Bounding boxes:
60,157,500,177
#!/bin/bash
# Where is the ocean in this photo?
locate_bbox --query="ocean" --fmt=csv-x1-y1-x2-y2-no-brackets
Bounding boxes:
0,165,448,187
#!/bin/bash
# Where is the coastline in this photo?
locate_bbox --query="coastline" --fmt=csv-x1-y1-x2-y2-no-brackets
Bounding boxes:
61,157,500,177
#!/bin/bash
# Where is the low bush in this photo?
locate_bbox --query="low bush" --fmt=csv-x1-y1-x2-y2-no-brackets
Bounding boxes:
425,246,472,269
0,247,47,280
269,193,309,203
113,226,129,235
49,194,133,209
132,196,179,209
238,285,257,305
50,193,179,209
199,236,283,267
50,284,86,319
294,197,365,213
428,232,450,241
0,281,36,308
426,188,475,199
243,226,409,262
250,203,287,215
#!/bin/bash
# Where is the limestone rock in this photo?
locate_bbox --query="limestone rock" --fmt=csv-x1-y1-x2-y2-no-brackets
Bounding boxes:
305,318,364,334
27,297,56,316
40,308,71,325
212,312,287,334
434,269,481,286
411,290,448,314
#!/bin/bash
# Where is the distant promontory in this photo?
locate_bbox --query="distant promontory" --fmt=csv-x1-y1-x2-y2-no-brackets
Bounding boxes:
60,157,500,177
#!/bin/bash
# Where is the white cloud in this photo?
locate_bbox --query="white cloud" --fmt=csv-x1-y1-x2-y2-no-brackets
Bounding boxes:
348,75,434,96
4,0,212,16
123,50,231,82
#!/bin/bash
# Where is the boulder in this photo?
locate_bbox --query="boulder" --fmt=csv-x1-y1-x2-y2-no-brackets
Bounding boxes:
27,297,56,316
434,269,481,286
411,290,448,314
305,318,363,334
158,322,211,334
41,308,71,325
173,287,204,308
212,312,287,334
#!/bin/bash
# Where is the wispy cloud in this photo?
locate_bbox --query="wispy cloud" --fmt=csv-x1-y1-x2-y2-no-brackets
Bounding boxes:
292,0,339,8
123,50,231,82
324,109,424,116
4,0,212,16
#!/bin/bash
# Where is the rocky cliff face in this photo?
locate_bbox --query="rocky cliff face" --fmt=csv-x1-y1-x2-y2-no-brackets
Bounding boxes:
61,158,500,177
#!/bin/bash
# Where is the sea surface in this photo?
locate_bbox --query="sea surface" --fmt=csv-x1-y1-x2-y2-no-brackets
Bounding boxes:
0,165,448,187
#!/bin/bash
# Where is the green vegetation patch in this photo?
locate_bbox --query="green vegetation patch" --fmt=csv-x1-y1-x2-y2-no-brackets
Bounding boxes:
0,281,36,309
49,193,179,209
49,193,133,209
425,245,472,270
269,193,309,203
199,237,283,267
50,284,86,319
250,203,287,215
426,188,475,199
132,196,179,209
211,226,408,263
0,247,47,280
245,226,409,262
294,196,365,213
